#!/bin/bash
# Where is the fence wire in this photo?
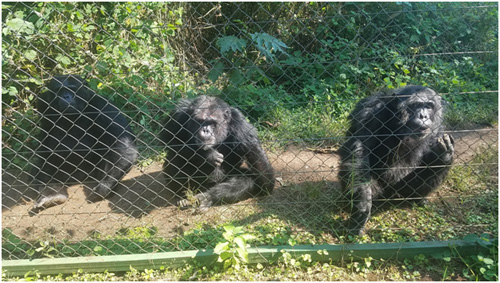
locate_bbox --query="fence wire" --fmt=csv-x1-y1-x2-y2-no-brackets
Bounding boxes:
2,2,498,260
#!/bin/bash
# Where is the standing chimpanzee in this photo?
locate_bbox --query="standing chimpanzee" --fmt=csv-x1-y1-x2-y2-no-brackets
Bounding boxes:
30,75,138,214
338,85,454,235
160,95,275,209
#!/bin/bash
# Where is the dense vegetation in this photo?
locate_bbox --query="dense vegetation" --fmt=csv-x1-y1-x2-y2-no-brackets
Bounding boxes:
2,2,497,167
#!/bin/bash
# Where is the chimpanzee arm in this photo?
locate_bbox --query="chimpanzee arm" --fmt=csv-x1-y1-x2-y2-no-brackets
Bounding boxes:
193,146,274,208
84,99,138,201
244,142,275,196
389,134,454,200
339,138,377,236
339,95,388,235
231,108,274,196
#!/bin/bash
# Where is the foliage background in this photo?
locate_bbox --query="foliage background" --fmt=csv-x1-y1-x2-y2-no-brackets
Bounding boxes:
2,2,497,166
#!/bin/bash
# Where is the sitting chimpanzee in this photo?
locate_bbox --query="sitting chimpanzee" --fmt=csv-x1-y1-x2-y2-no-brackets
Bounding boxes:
160,95,275,209
338,85,454,235
30,75,138,214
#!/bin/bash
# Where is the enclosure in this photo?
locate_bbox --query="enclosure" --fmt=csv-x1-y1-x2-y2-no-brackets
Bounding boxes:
2,2,498,280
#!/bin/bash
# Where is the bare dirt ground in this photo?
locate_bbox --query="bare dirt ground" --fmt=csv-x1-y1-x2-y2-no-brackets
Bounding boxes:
2,126,497,242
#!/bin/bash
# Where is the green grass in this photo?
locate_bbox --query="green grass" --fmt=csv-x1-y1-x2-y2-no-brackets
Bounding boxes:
257,103,350,150
3,238,497,281
445,102,498,128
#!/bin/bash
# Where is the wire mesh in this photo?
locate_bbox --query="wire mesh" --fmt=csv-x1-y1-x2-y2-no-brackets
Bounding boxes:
2,2,498,261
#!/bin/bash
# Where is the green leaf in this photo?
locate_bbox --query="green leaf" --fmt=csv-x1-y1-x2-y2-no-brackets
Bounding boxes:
207,61,225,82
229,69,244,85
76,11,84,20
218,36,246,53
250,32,288,62
223,258,232,269
113,45,122,56
85,25,96,31
222,231,233,241
233,226,244,234
241,234,255,241
56,54,71,66
219,251,232,262
103,39,113,47
483,257,494,265
233,236,246,250
24,50,37,61
5,18,35,35
214,242,229,254
236,247,248,262
223,224,235,232
96,61,109,73
364,257,372,268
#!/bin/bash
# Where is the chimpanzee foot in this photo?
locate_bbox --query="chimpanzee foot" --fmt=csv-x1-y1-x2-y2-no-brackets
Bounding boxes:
178,193,212,210
178,197,200,210
29,194,68,216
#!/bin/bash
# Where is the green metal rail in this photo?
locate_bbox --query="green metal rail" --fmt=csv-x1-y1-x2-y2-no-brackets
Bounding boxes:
2,240,488,277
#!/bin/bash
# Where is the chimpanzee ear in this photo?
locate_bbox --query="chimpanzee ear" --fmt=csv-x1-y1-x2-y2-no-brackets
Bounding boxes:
224,108,232,120
387,90,406,112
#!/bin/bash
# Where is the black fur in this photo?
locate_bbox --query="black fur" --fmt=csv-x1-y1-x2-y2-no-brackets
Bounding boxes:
338,85,454,235
160,95,275,208
30,75,138,214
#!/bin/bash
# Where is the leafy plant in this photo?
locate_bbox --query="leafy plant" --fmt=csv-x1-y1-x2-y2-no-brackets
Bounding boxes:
214,225,255,270
249,32,289,62
453,233,498,281
208,32,288,86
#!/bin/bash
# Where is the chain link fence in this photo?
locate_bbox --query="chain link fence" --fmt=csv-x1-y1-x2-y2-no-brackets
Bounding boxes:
2,2,498,261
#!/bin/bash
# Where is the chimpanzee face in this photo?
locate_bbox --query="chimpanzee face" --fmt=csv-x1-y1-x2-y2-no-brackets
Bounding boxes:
393,87,443,138
45,75,89,113
405,95,436,131
189,96,232,149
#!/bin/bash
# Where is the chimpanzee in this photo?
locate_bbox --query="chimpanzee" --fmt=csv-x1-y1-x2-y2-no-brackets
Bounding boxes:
338,85,454,235
30,75,138,214
160,95,275,209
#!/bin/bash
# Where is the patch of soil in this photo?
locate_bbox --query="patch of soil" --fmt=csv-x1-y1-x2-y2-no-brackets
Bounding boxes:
2,126,497,242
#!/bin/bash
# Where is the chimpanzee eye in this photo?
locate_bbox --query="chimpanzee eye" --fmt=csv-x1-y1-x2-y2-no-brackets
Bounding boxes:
424,102,434,109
